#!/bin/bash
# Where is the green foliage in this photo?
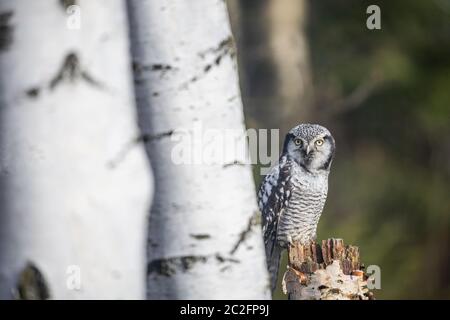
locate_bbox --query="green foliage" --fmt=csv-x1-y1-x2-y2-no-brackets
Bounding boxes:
245,0,450,299
309,0,450,299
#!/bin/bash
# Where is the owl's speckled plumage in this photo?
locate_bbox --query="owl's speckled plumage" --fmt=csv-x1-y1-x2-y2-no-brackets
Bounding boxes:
258,124,335,292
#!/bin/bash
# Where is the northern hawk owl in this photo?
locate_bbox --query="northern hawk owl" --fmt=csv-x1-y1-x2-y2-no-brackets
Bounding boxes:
258,124,335,292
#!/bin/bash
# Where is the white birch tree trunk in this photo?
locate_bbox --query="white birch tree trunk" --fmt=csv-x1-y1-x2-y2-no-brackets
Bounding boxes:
0,0,152,299
127,0,270,299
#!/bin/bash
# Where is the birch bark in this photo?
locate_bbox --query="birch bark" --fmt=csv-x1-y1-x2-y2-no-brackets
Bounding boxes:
127,0,270,299
0,0,151,299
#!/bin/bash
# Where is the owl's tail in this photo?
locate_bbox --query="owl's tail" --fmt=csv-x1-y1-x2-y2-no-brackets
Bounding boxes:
266,242,283,293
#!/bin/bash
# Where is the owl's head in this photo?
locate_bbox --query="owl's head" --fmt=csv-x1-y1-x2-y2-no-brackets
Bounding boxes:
283,124,335,173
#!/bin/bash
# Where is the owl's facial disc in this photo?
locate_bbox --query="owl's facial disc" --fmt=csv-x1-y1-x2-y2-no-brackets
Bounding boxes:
283,135,305,160
304,134,335,171
283,128,335,173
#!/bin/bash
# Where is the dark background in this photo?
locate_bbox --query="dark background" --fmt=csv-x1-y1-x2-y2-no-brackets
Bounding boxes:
228,0,450,299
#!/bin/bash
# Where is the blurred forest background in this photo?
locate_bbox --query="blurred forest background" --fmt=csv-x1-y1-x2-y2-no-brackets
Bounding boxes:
227,0,450,299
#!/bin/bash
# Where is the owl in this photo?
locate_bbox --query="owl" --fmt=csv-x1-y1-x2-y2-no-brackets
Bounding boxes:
258,124,336,292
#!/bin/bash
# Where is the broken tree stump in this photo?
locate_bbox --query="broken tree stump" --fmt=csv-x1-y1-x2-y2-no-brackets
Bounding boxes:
282,238,374,300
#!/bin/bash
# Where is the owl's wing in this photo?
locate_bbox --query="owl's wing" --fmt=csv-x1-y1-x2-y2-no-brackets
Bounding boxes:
257,158,293,291
258,158,292,245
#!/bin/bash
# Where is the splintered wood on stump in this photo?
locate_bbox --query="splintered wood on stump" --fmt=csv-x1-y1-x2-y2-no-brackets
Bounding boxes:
282,238,374,300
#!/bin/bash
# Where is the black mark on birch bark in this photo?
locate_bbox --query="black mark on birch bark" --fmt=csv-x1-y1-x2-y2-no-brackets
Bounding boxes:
215,254,240,264
147,255,208,277
107,131,174,169
140,130,174,143
60,0,77,10
0,11,13,52
50,52,105,90
227,95,238,103
216,254,240,272
26,87,40,99
107,139,138,169
132,62,176,80
148,253,240,277
16,262,50,300
199,36,236,59
148,239,159,248
180,36,237,90
230,211,261,255
151,64,173,71
190,234,211,240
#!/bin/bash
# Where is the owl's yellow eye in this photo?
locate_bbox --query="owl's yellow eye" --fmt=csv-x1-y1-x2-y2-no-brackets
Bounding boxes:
315,139,324,146
294,138,302,146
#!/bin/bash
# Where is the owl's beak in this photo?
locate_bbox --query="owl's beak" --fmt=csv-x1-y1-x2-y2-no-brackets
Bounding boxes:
306,145,312,155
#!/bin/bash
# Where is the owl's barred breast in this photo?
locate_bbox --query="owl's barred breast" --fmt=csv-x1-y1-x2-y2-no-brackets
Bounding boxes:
276,169,329,247
259,124,335,292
